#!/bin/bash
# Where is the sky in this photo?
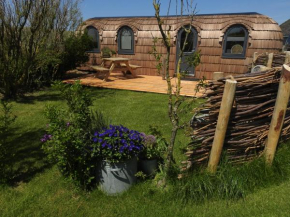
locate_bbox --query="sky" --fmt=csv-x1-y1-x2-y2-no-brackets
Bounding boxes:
80,0,289,25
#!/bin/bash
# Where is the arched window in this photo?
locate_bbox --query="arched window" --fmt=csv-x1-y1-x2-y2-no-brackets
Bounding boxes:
86,26,100,53
179,26,198,52
222,25,248,58
118,26,134,54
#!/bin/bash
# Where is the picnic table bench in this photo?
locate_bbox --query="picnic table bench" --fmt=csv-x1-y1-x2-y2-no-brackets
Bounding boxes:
90,57,142,81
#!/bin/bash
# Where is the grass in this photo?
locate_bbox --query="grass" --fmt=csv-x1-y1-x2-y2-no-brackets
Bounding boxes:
174,144,290,203
1,87,290,216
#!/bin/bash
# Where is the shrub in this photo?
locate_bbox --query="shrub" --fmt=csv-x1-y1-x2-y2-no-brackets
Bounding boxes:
0,100,16,183
42,81,109,189
59,32,94,77
101,47,116,58
0,0,83,99
93,125,144,163
33,32,94,89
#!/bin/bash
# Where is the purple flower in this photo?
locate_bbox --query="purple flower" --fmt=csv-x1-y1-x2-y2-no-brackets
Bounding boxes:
66,122,71,127
143,134,156,146
93,125,144,161
41,134,52,142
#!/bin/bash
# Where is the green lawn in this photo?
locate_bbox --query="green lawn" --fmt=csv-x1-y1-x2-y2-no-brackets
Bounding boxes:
1,87,290,217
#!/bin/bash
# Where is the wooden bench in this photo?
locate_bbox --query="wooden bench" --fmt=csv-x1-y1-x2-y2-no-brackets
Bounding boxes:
90,65,110,79
120,63,142,69
90,65,110,72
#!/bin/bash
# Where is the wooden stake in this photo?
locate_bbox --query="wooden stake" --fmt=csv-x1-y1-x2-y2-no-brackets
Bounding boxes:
213,72,224,81
267,53,274,68
252,52,258,68
285,51,290,64
208,79,237,173
264,64,290,164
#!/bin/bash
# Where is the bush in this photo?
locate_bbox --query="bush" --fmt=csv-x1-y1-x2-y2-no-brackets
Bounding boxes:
0,0,83,99
42,81,109,189
0,100,16,183
101,47,116,58
33,32,94,89
59,32,94,76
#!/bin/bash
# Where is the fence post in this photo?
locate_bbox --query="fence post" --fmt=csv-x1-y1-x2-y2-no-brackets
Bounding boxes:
267,53,274,68
264,64,290,164
252,52,258,68
213,72,224,81
285,51,290,64
208,79,237,173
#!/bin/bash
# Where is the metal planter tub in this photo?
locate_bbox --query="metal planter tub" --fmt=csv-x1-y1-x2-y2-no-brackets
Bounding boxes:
98,157,137,195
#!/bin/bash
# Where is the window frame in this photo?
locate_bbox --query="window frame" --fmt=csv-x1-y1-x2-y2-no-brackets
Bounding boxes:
222,25,248,59
178,25,198,54
86,26,100,53
117,26,134,55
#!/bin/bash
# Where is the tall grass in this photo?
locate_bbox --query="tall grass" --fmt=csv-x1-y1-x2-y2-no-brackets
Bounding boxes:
172,143,290,203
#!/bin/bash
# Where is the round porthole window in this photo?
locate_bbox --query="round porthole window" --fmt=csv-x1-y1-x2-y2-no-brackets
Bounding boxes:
231,44,243,54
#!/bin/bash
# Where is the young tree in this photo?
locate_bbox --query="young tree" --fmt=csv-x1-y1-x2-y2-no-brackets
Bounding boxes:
0,0,82,98
153,0,200,185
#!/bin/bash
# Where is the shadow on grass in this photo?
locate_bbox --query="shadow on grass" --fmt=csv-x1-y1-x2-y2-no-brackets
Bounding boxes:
16,92,62,104
87,87,118,100
6,129,53,186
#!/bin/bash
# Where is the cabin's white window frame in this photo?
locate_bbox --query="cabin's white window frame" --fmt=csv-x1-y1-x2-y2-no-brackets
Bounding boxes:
222,25,248,59
118,26,134,55
86,26,100,53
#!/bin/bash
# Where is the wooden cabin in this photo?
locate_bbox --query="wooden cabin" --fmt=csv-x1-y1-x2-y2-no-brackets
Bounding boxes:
82,12,283,79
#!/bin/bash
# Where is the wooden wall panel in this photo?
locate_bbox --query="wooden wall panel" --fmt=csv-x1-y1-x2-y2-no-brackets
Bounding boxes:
247,48,280,57
250,31,283,40
201,56,221,64
200,31,221,39
220,57,252,65
252,24,281,31
220,64,249,73
199,39,221,47
199,47,222,56
102,31,116,38
250,40,283,49
102,38,115,45
138,31,162,38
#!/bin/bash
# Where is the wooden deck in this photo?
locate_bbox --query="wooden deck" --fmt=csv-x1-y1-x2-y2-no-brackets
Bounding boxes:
64,72,205,97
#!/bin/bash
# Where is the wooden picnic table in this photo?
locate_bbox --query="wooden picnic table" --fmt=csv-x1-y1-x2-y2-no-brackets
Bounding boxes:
91,57,142,81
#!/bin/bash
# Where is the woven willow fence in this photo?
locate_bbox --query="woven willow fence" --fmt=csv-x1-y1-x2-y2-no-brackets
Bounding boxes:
182,62,290,173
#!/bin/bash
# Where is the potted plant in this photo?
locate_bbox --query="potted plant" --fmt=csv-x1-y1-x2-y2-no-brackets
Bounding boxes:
101,47,116,58
139,133,167,176
93,125,144,195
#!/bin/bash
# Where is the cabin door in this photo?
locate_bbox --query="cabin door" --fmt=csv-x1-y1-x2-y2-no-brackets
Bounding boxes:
176,26,197,76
